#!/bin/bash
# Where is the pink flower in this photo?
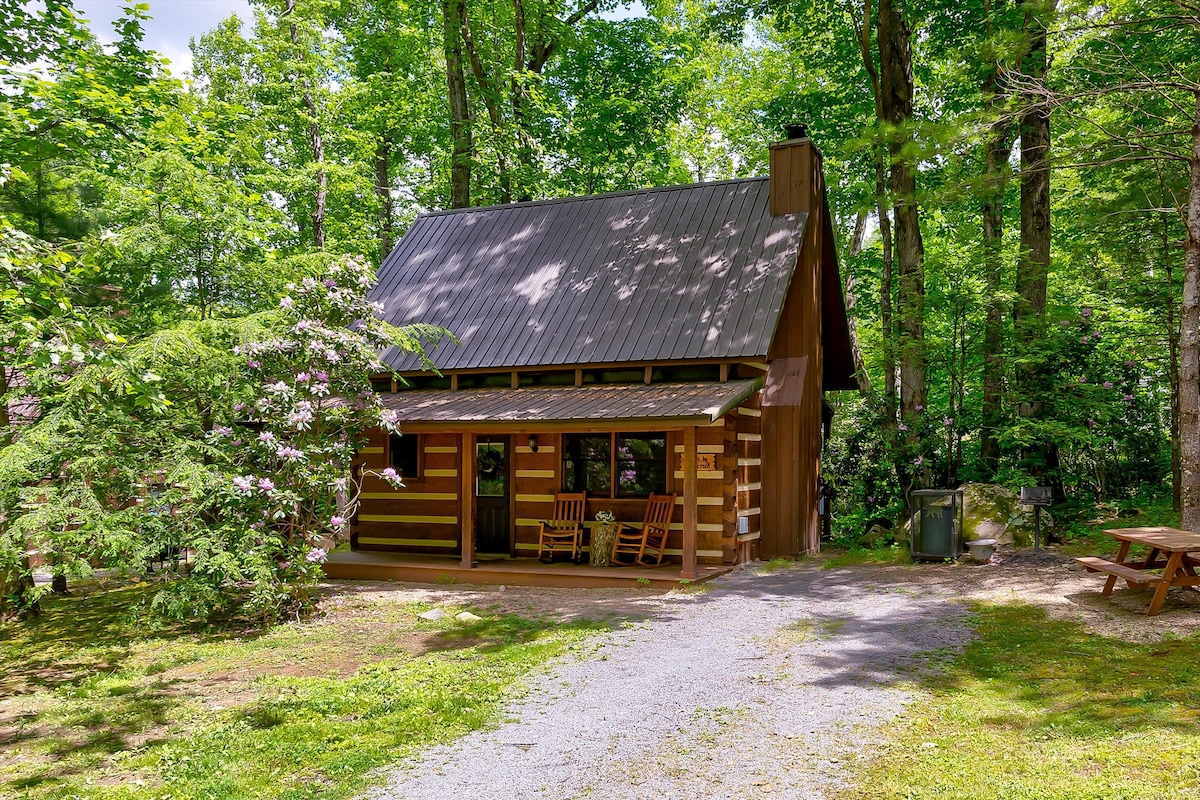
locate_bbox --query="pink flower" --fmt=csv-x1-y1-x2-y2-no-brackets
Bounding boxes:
1103,381,1114,389
280,296,294,310
1080,336,1090,344
232,476,254,494
1124,360,1135,367
329,515,346,528
278,560,291,570
248,360,261,369
314,371,329,382
296,371,311,382
234,402,245,412
915,455,924,466
915,405,924,412
1081,307,1092,317
943,417,954,427
897,423,908,432
1086,419,1097,428
306,548,327,564
257,477,275,492
1123,394,1134,402
277,445,304,461
1092,331,1101,339
258,431,276,443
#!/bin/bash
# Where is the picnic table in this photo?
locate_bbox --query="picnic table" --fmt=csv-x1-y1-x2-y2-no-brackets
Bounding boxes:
1075,527,1200,616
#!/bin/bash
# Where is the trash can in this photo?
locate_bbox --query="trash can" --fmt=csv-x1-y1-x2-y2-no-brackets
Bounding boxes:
909,488,963,560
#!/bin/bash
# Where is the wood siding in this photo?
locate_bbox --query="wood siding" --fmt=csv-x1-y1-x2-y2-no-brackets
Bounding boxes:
761,143,826,558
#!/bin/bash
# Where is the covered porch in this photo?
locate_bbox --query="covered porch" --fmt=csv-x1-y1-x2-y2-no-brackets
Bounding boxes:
345,379,765,584
323,549,735,589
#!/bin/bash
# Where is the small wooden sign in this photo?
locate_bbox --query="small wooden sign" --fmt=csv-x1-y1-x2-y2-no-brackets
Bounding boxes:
678,453,718,471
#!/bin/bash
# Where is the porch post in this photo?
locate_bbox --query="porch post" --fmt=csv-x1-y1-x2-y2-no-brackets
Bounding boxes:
682,425,698,579
460,432,477,568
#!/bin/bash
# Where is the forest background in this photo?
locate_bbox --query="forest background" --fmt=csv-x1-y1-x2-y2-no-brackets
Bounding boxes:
1,0,1196,615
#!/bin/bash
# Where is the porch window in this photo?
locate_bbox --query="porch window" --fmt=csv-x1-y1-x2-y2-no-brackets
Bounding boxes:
388,432,421,481
562,432,666,498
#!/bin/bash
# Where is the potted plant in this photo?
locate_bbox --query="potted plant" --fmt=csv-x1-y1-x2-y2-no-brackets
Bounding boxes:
591,510,618,567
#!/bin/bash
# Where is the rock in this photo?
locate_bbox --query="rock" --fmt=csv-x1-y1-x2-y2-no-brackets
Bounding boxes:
857,523,893,549
960,482,1054,548
418,608,447,621
455,611,482,623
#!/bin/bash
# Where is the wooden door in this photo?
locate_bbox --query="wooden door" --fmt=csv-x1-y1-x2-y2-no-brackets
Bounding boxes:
475,436,512,555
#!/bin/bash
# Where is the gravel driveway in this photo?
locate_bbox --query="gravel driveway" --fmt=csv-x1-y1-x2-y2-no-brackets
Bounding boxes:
374,563,974,800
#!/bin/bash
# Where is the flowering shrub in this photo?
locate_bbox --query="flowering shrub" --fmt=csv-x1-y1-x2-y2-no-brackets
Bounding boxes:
171,256,444,620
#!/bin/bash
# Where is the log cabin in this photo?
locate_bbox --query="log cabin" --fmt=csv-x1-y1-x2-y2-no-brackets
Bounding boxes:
324,129,857,587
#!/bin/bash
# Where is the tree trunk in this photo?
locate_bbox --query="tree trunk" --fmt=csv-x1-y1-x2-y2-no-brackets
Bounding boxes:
375,137,394,258
459,1,512,204
852,2,896,415
1167,225,1182,512
981,92,1013,478
1180,89,1200,532
844,211,872,396
286,0,326,250
1014,0,1055,481
878,0,927,483
443,0,472,208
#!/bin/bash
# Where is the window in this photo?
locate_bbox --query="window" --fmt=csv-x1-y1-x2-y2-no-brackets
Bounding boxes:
616,434,667,496
389,433,421,481
562,432,667,498
370,377,393,393
563,435,611,495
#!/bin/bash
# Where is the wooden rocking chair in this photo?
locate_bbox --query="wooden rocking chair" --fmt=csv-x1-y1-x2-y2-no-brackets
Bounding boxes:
537,492,586,563
611,493,677,566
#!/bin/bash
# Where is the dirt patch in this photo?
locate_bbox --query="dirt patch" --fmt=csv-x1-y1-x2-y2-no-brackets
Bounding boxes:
831,549,1200,642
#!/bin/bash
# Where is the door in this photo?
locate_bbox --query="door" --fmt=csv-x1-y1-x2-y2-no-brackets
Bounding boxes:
475,436,511,555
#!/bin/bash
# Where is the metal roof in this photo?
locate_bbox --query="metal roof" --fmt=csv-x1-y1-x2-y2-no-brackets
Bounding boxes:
379,380,763,426
372,178,807,371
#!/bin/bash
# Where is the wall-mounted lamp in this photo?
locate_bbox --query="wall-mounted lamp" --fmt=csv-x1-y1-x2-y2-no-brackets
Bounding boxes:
528,434,539,453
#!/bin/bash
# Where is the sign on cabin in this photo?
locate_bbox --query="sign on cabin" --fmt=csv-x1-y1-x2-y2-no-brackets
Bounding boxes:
678,453,719,471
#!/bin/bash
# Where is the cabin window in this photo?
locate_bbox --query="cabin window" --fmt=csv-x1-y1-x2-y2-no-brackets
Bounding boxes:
649,364,723,383
388,432,421,481
370,377,393,393
562,432,667,498
616,434,667,496
562,435,611,495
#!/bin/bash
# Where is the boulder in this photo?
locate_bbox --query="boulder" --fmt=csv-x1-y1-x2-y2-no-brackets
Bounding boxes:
455,611,482,623
418,608,447,621
857,523,893,549
959,483,1054,547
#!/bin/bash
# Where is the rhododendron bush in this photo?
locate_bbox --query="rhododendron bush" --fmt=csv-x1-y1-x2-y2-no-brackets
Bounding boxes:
160,256,444,620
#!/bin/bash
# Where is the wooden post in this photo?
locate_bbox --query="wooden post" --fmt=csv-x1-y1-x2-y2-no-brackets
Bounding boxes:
460,432,476,568
682,426,698,579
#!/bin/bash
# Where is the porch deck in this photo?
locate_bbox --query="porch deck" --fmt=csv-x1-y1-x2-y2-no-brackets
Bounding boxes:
322,550,734,588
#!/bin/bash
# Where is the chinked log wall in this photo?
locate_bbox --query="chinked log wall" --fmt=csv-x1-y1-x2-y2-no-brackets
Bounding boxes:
351,417,767,566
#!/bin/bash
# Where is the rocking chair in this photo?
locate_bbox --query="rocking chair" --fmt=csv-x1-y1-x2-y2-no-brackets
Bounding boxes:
537,492,587,563
610,493,677,566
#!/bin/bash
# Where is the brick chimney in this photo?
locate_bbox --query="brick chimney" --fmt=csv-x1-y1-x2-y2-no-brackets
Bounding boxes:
768,124,820,217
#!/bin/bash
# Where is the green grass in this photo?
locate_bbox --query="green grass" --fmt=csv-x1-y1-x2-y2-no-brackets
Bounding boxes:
0,582,608,799
822,543,913,568
839,604,1200,799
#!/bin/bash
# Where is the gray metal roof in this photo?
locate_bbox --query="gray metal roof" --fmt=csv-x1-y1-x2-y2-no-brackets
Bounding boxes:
380,380,762,426
372,178,807,371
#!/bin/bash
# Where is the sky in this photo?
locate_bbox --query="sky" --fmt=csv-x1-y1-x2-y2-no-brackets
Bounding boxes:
74,1,254,78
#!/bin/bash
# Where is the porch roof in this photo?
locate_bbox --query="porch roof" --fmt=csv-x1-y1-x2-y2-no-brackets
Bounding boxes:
379,379,762,429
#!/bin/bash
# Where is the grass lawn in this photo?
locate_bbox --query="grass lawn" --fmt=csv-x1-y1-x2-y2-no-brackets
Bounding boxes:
0,582,608,799
840,603,1200,799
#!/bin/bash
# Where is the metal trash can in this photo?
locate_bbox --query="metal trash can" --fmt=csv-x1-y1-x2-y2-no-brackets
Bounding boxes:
909,488,964,560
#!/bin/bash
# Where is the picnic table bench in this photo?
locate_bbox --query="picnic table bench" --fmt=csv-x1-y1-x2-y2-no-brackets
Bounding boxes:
1075,527,1200,616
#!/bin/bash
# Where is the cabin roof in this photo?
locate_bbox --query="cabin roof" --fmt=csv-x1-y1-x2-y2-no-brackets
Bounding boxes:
379,380,763,427
371,178,807,371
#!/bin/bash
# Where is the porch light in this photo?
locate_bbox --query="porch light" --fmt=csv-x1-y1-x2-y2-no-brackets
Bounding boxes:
528,434,539,453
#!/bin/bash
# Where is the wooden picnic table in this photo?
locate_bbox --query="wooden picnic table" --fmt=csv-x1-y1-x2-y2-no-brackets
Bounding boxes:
1075,527,1200,616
